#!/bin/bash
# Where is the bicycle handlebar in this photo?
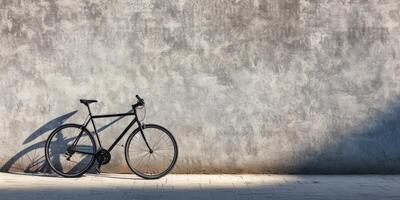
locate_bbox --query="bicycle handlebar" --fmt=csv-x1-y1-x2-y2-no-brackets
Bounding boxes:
133,94,145,108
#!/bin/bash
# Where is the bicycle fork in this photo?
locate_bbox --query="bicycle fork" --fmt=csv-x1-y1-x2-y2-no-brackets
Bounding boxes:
137,121,153,153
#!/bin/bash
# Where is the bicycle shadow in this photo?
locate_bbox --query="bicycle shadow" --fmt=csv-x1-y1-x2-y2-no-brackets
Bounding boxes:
0,109,133,174
0,111,78,173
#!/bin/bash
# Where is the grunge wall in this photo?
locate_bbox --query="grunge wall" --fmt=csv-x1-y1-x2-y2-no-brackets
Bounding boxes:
1,0,400,173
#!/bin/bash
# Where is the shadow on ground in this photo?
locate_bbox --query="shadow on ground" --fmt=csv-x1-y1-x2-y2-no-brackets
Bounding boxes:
2,174,400,200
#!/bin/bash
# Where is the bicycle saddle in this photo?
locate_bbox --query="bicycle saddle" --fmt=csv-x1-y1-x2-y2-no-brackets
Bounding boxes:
80,99,98,105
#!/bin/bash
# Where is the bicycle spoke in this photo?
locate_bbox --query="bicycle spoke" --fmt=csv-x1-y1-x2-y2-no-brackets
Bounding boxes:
133,153,149,170
154,151,173,162
155,147,173,151
152,134,167,150
130,151,148,159
150,132,164,148
129,145,148,153
153,136,170,150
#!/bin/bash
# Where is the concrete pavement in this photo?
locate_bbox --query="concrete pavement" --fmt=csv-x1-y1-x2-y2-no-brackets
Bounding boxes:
1,172,400,199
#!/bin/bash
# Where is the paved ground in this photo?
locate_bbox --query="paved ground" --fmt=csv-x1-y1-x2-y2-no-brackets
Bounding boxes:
1,173,400,200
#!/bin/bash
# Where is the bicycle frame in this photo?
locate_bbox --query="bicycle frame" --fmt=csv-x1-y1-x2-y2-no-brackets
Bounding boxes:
70,106,150,156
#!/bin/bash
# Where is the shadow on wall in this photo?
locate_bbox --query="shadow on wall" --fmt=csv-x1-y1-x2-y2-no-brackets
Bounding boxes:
176,100,400,174
0,109,133,173
292,100,400,174
0,111,78,173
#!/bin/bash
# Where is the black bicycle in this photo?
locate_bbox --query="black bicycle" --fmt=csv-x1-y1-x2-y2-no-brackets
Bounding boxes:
44,95,178,179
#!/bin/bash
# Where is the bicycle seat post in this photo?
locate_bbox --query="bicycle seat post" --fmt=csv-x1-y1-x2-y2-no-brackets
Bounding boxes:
83,102,102,148
86,104,93,117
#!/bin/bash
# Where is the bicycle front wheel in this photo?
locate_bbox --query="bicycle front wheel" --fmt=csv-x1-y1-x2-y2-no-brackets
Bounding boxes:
45,124,96,177
125,124,178,179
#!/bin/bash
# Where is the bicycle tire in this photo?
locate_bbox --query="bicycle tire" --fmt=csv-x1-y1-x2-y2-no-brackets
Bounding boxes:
125,124,178,179
45,123,96,178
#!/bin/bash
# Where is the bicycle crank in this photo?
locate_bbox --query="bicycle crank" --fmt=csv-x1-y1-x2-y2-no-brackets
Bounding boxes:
95,149,111,165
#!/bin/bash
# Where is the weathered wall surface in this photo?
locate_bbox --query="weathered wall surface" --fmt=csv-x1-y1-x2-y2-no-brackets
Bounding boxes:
1,0,400,173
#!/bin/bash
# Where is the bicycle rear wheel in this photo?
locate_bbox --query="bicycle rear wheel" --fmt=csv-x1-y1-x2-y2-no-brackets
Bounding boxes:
45,124,96,177
125,124,178,179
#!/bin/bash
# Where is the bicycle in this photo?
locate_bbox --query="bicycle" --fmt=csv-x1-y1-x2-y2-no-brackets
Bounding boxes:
44,95,178,179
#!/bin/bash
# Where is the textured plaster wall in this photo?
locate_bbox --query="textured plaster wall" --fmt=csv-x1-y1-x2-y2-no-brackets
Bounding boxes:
1,0,400,173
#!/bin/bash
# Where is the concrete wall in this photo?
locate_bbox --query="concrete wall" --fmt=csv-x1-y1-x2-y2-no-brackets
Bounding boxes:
1,0,400,174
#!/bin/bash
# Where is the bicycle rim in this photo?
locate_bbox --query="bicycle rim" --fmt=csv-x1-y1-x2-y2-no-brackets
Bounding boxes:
125,124,178,179
45,124,96,177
